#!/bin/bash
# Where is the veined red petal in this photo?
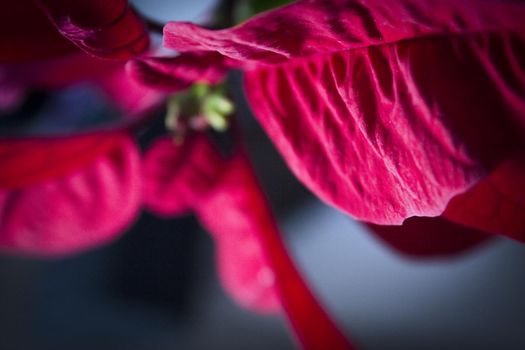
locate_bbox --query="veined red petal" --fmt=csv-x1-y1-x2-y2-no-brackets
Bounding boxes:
160,0,525,225
246,33,525,224
97,64,164,116
128,52,239,92
35,0,149,59
0,133,126,189
0,0,76,63
367,217,491,259
0,135,141,257
444,152,525,243
164,0,525,65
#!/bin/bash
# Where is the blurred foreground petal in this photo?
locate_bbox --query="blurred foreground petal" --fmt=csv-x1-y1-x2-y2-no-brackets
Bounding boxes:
0,134,141,257
0,0,75,63
35,0,149,59
129,52,239,92
143,136,225,217
196,155,354,349
144,135,353,348
0,133,126,189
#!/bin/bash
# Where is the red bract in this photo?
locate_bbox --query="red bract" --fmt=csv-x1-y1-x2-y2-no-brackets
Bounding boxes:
35,0,149,60
129,52,240,92
0,0,148,63
0,0,75,63
0,133,125,189
0,0,155,110
1,132,355,347
0,56,162,256
143,136,276,311
96,64,164,116
0,133,141,256
132,0,525,242
142,136,225,217
198,155,352,349
444,152,525,243
143,136,353,349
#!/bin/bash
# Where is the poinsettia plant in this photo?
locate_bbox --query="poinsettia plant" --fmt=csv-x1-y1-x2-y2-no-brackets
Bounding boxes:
1,0,524,349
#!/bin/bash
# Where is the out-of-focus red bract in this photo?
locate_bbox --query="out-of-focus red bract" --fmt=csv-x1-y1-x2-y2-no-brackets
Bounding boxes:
143,136,353,348
143,136,225,217
197,154,354,349
0,133,125,189
128,52,239,92
0,0,76,63
35,0,149,60
0,134,141,256
143,136,278,311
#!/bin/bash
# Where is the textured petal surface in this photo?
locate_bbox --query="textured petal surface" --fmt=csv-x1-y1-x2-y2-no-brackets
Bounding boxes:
0,135,141,257
0,133,125,189
196,155,353,349
444,152,525,243
35,0,149,59
246,33,525,224
161,0,525,225
128,52,239,92
164,0,525,65
368,217,491,259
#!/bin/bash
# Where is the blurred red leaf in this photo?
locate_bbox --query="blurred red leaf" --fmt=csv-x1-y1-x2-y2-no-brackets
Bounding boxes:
142,136,226,217
128,52,239,92
35,0,149,59
143,135,353,348
0,134,141,256
0,0,76,63
197,154,353,349
0,133,126,189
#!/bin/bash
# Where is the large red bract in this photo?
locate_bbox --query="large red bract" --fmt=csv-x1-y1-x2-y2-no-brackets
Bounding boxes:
131,0,525,242
0,134,141,256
